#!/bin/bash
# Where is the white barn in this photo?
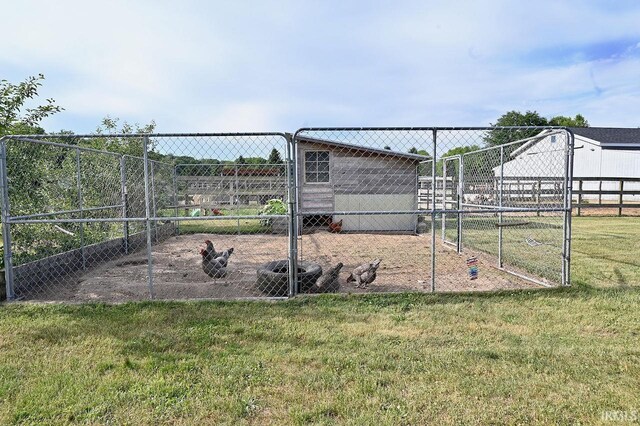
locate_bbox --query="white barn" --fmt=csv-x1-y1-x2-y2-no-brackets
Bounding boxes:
498,127,640,202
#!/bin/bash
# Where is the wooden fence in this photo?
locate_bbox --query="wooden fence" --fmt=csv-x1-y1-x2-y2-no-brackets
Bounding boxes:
418,176,640,216
574,177,640,216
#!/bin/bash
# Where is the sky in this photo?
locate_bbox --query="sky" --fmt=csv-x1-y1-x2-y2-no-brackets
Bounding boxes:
2,0,640,135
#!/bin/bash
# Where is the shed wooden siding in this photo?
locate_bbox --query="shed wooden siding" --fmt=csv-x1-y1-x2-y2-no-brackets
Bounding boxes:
332,152,417,195
296,141,419,212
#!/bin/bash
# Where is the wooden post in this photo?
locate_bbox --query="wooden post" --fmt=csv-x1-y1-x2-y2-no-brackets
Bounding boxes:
577,180,583,216
598,180,602,206
619,180,624,216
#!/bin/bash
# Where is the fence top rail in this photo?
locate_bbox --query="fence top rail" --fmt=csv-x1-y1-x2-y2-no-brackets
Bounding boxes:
418,175,566,181
175,163,287,168
5,136,126,158
2,137,173,167
418,176,640,182
439,129,571,161
2,132,289,141
295,126,570,132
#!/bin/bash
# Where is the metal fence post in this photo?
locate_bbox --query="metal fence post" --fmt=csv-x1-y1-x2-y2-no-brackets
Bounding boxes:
430,129,437,293
172,165,179,236
150,161,158,242
286,134,298,297
142,136,155,299
562,130,574,286
235,163,240,234
75,149,86,270
0,138,16,300
441,158,447,242
498,146,504,267
457,154,464,254
120,156,129,254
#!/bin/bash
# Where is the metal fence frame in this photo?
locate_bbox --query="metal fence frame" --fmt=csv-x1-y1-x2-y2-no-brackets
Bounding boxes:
293,127,574,292
436,129,574,287
0,128,574,301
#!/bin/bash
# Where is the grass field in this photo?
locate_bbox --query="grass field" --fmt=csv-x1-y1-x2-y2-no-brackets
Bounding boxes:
0,217,639,424
174,207,271,235
447,215,640,288
571,216,640,288
1,289,639,424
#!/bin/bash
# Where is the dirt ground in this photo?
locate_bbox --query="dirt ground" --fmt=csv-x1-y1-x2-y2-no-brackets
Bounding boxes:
30,231,544,302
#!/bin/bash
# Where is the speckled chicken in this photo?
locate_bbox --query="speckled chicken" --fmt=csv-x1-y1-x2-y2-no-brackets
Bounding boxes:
199,240,219,261
200,240,234,279
313,262,343,293
346,259,381,289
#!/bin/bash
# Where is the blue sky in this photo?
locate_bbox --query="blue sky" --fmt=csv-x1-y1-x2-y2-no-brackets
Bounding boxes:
2,0,640,134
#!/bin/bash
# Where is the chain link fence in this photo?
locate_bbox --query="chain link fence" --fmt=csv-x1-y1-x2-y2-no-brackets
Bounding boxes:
0,128,573,302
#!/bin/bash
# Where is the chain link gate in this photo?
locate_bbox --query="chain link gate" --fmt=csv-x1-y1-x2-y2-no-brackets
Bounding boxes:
0,127,572,302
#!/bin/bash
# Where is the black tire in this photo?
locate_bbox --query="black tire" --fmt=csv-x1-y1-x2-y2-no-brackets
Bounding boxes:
256,260,323,297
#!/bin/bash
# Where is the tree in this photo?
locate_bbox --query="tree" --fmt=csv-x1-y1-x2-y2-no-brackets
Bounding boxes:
486,110,589,147
441,145,481,157
89,115,157,157
0,74,63,136
243,157,268,165
408,147,418,154
485,110,549,147
0,75,67,268
384,146,391,150
549,114,589,127
236,155,246,164
268,148,284,164
436,145,481,176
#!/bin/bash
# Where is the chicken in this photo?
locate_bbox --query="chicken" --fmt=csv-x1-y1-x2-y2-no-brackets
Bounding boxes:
199,240,219,260
213,248,234,268
312,262,343,293
212,209,224,216
346,259,382,289
328,219,343,233
201,241,234,279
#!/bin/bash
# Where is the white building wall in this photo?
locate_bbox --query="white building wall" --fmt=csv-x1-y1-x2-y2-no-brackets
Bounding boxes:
497,134,640,201
499,134,568,178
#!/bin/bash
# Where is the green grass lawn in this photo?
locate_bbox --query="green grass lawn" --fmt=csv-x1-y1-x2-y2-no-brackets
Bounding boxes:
444,215,640,287
177,219,267,235
1,290,639,424
571,216,640,288
0,216,639,424
173,207,272,234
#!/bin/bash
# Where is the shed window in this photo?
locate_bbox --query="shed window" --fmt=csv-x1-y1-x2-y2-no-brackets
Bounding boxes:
304,151,330,183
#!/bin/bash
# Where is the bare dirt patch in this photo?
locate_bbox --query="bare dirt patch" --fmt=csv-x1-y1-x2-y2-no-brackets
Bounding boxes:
48,231,542,302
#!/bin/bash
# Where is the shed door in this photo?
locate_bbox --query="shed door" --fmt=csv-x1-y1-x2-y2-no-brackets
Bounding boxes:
334,194,416,231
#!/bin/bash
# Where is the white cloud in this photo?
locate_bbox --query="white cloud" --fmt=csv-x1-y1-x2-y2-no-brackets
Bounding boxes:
2,0,640,132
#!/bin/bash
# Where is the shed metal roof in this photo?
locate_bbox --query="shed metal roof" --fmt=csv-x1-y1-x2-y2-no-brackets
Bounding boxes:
295,135,430,161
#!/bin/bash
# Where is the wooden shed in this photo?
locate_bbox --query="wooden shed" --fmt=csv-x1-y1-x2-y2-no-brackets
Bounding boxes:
296,135,428,232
